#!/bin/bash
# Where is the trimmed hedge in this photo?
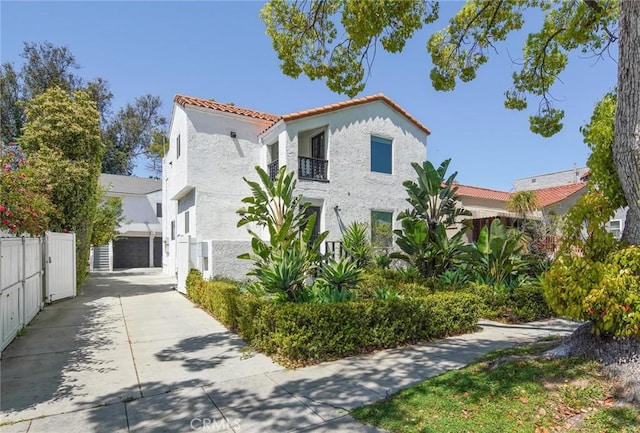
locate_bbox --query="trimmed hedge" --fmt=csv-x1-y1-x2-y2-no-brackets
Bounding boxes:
508,283,555,322
186,270,481,363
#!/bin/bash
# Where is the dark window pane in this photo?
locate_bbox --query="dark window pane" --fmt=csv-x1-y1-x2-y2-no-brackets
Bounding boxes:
371,136,392,174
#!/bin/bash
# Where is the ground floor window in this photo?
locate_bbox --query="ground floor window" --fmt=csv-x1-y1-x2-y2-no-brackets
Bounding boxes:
371,210,393,249
608,219,622,239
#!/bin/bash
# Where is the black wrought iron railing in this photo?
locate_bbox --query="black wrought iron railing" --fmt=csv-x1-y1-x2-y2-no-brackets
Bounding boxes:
324,240,346,261
267,159,279,181
298,156,328,181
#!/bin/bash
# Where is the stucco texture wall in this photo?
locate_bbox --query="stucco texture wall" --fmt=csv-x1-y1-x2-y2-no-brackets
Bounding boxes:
284,100,428,242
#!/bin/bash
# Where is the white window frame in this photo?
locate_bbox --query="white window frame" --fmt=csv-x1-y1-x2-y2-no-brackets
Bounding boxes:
608,219,622,239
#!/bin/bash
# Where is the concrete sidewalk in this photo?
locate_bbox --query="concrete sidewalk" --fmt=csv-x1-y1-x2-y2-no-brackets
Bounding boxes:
1,270,578,432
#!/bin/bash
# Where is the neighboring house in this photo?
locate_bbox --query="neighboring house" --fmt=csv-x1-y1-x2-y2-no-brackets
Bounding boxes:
90,174,163,271
453,180,588,243
163,93,430,286
513,166,590,191
454,184,518,243
579,170,627,239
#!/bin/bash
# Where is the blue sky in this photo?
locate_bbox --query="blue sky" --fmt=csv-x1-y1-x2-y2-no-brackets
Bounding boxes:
1,1,617,191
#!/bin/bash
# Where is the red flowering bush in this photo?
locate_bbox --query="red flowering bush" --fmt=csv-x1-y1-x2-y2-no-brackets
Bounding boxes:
0,149,52,236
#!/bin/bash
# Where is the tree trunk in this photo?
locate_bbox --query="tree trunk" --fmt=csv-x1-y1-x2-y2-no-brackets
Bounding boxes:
615,0,640,245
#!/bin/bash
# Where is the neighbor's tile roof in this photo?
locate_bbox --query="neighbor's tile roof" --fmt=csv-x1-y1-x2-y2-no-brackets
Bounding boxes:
100,173,161,195
533,182,587,207
280,93,431,135
175,93,431,136
456,182,587,207
174,95,281,122
455,184,511,201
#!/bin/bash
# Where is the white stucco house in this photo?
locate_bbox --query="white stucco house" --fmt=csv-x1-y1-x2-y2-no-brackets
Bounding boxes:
163,93,430,288
90,174,163,271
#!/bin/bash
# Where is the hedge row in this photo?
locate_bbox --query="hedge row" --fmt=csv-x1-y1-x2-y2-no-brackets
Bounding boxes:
186,270,481,363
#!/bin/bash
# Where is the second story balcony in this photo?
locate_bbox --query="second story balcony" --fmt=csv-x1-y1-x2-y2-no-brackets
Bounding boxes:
267,159,279,181
298,156,328,182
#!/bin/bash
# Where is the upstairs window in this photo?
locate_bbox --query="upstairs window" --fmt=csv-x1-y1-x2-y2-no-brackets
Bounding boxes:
371,136,392,174
176,134,181,159
171,221,175,240
156,203,162,218
311,132,325,160
184,211,190,234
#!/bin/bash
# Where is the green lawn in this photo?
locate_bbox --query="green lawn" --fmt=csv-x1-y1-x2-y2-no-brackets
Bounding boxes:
352,340,640,433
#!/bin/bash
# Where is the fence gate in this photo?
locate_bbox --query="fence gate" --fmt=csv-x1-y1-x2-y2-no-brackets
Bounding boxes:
176,236,190,294
45,232,76,303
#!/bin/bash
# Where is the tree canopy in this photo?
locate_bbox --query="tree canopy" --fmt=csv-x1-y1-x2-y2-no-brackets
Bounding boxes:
262,0,639,244
0,41,165,176
20,87,104,286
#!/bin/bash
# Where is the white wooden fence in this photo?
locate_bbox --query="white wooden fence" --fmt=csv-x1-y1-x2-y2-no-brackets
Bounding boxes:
0,232,76,351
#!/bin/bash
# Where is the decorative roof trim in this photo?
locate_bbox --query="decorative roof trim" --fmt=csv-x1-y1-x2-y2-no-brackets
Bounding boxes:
280,93,431,135
174,95,280,122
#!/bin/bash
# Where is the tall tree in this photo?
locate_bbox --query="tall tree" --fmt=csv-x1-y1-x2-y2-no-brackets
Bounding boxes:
262,0,640,244
0,62,22,144
1,41,165,174
19,87,103,287
20,41,82,100
145,130,168,178
1,41,113,143
102,95,166,175
507,190,540,224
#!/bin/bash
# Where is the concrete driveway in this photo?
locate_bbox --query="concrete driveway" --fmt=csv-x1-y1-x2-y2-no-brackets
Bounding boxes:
1,269,578,432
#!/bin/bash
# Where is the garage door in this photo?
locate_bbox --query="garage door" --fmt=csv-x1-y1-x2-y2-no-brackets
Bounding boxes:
153,238,162,267
113,237,149,269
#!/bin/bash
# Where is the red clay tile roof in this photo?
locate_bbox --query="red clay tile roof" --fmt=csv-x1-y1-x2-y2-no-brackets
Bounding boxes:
174,95,281,122
456,182,587,207
175,93,430,136
533,183,587,207
281,93,431,135
455,184,511,201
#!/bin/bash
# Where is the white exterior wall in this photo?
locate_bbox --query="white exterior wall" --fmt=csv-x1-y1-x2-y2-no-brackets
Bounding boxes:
164,99,428,281
514,167,589,191
164,104,273,279
115,191,162,236
280,101,428,243
544,190,587,217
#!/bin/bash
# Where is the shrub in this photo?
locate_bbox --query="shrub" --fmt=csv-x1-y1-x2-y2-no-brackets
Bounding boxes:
186,269,242,327
508,282,554,322
250,292,481,362
462,283,509,320
465,219,529,289
316,258,362,293
186,272,481,363
374,254,392,269
396,282,432,298
342,221,372,268
544,247,640,337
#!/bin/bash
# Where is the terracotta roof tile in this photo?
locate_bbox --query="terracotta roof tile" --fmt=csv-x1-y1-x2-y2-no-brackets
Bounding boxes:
455,184,511,201
174,95,280,123
176,93,430,137
280,93,431,135
533,183,587,207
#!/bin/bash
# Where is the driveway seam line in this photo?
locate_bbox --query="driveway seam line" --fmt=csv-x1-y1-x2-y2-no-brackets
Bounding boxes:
123,401,131,432
119,296,144,399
